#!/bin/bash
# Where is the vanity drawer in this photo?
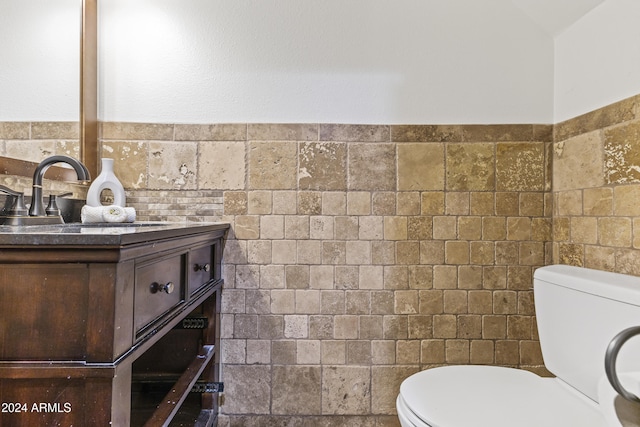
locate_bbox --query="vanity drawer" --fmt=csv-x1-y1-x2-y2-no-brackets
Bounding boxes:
134,252,186,336
189,244,213,295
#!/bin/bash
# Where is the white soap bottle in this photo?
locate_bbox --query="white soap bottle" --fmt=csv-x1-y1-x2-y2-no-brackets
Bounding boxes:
86,158,126,207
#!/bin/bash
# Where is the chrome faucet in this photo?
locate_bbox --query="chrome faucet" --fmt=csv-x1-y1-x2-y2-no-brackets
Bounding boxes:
28,155,91,217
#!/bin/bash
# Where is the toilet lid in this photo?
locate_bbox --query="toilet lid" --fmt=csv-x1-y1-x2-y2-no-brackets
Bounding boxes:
399,365,606,427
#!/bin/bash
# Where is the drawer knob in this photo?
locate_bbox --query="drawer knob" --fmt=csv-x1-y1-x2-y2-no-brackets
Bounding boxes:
150,281,175,294
194,263,210,272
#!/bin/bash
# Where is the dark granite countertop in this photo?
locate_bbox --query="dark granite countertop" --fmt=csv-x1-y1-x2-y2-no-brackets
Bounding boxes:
0,221,230,246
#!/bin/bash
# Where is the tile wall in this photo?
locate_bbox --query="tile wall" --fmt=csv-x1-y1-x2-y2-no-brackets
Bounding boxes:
4,93,640,425
102,121,552,425
553,95,640,272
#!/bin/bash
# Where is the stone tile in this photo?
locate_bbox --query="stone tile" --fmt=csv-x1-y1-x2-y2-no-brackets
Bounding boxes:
310,265,334,289
495,340,520,365
322,340,346,364
394,291,419,314
571,217,598,244
246,340,271,364
272,340,297,364
224,191,248,215
248,191,272,214
273,191,297,214
599,217,632,247
298,240,323,265
272,240,297,264
322,192,347,215
286,265,310,289
248,123,318,141
320,124,389,142
470,340,494,364
272,366,322,414
334,315,359,339
221,339,246,364
604,121,640,184
446,143,494,191
322,366,371,414
175,123,246,141
391,125,462,142
347,340,372,365
310,315,334,340
554,95,637,141
461,124,534,142
495,192,519,215
360,316,383,340
0,121,29,139
148,141,197,189
296,290,320,314
323,241,346,265
348,144,396,191
336,216,359,240
614,185,640,216
101,122,173,140
100,141,148,189
371,366,419,415
299,191,322,215
372,241,396,265
31,121,78,139
421,339,445,364
408,315,432,339
372,192,396,215
359,216,383,240
384,217,407,240
583,188,613,216
496,142,545,191
398,143,445,190
382,315,408,340
396,340,420,365
260,264,285,289
222,365,271,414
299,142,347,190
359,266,384,290
446,339,470,364
553,132,604,191
248,141,297,189
470,192,495,215
369,343,396,369
396,241,419,265
383,266,409,290
5,140,57,163
397,192,420,215
345,290,371,314
348,192,372,215
234,314,259,339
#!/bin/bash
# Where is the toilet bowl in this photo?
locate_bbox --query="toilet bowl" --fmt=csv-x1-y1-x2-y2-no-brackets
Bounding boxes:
397,265,640,427
397,365,604,427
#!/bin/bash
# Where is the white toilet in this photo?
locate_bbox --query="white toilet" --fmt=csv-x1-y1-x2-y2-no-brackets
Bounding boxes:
396,265,640,427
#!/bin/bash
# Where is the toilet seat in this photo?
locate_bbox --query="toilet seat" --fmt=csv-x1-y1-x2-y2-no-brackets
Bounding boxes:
398,365,607,427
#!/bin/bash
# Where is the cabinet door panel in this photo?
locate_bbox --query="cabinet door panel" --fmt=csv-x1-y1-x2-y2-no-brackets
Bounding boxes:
0,265,89,360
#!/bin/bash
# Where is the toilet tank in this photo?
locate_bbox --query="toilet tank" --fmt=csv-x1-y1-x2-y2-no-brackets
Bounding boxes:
534,265,640,402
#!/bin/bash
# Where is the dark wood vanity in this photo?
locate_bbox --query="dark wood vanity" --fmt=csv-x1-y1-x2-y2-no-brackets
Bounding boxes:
0,222,229,426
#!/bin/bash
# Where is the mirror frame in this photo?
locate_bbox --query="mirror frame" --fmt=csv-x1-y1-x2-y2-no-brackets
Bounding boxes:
80,0,98,178
0,0,98,180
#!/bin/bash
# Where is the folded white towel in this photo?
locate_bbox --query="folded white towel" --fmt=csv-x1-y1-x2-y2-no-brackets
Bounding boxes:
81,205,136,224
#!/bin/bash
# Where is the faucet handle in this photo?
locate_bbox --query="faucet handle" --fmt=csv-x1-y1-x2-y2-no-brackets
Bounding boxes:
45,194,61,217
0,184,21,197
0,185,28,216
